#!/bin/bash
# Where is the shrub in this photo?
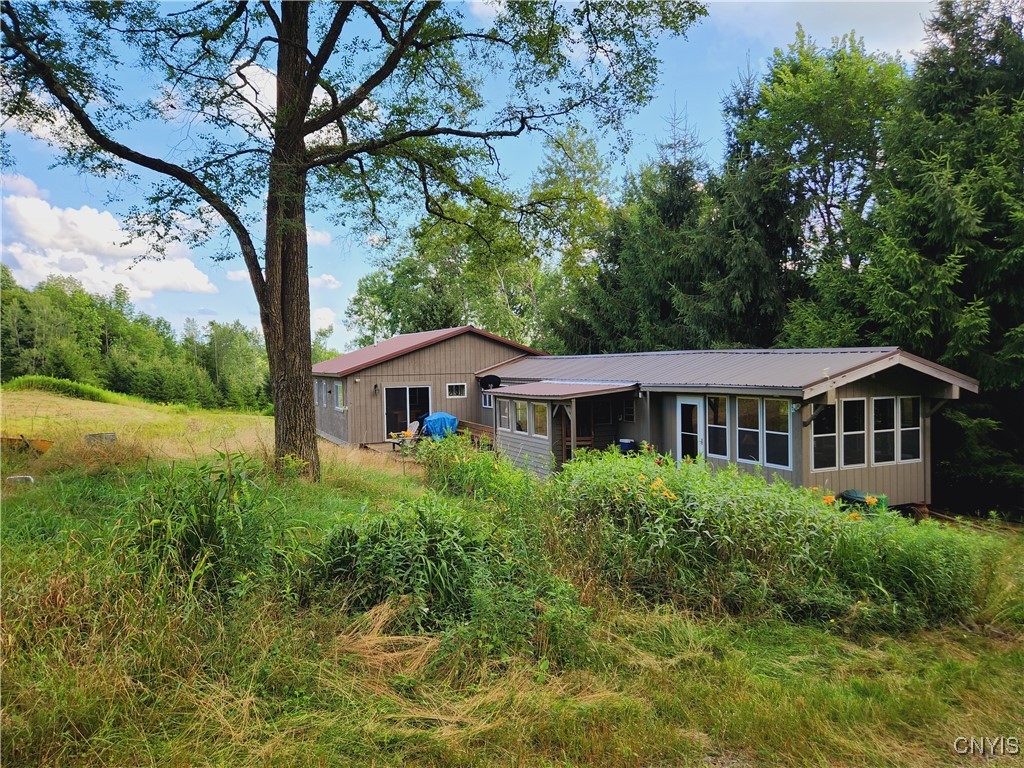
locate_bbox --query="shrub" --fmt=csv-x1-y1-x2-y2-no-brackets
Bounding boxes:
318,493,590,663
550,447,1000,632
416,433,538,517
128,453,280,598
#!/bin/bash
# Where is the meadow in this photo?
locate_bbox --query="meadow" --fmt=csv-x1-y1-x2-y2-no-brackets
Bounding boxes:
2,387,1022,767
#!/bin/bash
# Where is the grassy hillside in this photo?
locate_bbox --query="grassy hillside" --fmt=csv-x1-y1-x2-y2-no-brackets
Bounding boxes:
2,392,1022,767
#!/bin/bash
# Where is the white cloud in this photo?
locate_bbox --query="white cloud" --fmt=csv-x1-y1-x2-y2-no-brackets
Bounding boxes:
1,194,217,299
310,273,341,290
312,306,337,331
226,269,249,281
466,0,504,24
365,231,387,247
1,174,47,199
307,227,332,246
707,2,933,58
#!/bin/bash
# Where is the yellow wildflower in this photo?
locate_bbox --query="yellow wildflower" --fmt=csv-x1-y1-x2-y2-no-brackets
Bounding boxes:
846,511,861,521
811,486,820,492
866,495,878,505
823,495,836,504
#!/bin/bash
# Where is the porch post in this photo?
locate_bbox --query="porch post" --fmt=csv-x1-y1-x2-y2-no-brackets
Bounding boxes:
570,397,577,459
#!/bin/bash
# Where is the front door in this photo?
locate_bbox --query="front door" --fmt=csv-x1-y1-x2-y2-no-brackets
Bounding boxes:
384,386,431,436
677,396,705,460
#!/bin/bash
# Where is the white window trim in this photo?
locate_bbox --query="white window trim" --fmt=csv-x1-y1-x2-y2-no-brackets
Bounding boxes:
314,380,319,407
898,396,923,464
764,397,792,471
840,398,868,469
810,404,838,473
497,399,511,432
736,396,762,466
871,397,897,466
513,400,529,434
334,381,345,411
446,382,467,399
531,401,550,438
705,395,730,460
482,392,494,409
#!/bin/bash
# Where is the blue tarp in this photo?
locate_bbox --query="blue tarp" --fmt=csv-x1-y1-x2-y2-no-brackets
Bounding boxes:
421,411,458,439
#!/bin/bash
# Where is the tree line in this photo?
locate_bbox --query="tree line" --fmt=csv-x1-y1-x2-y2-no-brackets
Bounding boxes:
0,265,337,410
346,1,1023,511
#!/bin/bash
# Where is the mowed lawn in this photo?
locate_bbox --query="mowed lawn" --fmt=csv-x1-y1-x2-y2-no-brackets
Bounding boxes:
2,391,1022,768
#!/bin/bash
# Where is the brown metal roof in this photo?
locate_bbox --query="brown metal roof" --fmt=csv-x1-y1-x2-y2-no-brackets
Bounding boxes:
480,347,979,398
313,326,542,378
491,381,638,400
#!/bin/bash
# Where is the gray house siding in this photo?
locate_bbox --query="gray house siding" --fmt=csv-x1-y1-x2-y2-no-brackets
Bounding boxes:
494,396,555,475
799,368,935,505
313,375,349,444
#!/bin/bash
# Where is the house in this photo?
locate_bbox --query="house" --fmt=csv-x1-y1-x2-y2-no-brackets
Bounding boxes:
311,326,541,446
482,347,978,506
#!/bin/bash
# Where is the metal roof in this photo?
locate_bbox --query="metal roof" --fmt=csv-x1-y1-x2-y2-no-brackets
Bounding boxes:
312,326,542,378
479,347,979,399
490,381,638,400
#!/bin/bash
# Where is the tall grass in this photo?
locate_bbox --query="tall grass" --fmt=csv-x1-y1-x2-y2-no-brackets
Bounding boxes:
3,375,143,405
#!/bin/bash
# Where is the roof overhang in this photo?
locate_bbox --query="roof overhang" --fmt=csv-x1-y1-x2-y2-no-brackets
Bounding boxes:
491,381,638,400
800,349,979,400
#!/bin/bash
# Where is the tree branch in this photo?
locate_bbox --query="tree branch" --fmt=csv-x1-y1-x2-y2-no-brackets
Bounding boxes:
303,1,439,137
1,3,266,303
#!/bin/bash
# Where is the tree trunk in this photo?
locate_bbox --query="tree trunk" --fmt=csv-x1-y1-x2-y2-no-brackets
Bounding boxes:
258,2,320,479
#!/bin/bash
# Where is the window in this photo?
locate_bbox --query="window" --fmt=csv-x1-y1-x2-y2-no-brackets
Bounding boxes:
764,398,791,469
334,381,344,410
314,381,318,407
594,401,613,425
514,401,528,433
872,397,896,464
737,397,760,463
812,404,837,471
622,398,635,423
532,402,549,437
446,382,467,399
705,395,728,459
482,392,494,409
899,396,921,462
841,399,866,468
498,400,510,430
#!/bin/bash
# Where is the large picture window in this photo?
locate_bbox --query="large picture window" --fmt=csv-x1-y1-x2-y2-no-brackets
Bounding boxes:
764,398,791,469
899,396,921,462
706,395,728,459
514,401,528,433
841,399,866,468
498,400,510,430
737,397,760,463
872,397,896,464
812,404,837,471
532,402,549,437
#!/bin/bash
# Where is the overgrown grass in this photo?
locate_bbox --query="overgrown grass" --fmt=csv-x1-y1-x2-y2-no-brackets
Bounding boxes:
2,402,1022,767
550,447,1005,633
2,375,145,405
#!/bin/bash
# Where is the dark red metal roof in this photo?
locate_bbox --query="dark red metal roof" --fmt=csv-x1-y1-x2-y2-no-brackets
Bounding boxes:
312,326,542,378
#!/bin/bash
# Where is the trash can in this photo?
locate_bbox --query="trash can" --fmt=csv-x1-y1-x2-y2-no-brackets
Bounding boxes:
618,438,637,453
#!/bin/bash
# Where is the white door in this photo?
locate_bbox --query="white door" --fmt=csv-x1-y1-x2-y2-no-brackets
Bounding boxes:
677,396,705,460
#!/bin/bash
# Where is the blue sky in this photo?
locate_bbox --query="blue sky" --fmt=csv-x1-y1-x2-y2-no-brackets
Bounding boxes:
1,1,933,350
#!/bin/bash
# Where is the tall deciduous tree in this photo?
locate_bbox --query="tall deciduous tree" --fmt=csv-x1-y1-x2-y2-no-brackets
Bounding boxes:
2,0,704,477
